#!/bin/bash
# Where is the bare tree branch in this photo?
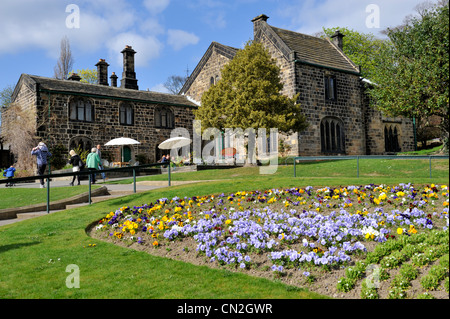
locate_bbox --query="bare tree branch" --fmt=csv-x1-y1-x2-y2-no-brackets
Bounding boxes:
54,36,74,80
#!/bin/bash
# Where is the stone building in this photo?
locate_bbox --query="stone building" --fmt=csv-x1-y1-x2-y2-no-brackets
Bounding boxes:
3,45,197,167
180,14,415,156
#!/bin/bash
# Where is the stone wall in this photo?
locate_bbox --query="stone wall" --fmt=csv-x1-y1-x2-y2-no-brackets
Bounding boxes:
184,48,233,103
35,92,195,163
295,64,366,155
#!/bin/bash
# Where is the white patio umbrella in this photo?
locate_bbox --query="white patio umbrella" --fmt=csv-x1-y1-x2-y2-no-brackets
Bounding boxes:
158,136,191,150
105,137,140,163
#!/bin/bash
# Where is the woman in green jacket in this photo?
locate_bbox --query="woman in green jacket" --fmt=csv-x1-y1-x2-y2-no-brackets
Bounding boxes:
86,148,101,184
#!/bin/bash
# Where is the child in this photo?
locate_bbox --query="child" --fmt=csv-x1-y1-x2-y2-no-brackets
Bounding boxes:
4,164,16,187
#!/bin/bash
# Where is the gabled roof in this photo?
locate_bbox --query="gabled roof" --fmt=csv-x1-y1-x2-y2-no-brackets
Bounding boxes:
179,42,239,95
268,25,360,74
12,74,198,108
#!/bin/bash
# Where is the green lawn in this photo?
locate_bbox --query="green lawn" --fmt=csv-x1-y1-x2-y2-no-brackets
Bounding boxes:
0,186,101,209
0,159,448,299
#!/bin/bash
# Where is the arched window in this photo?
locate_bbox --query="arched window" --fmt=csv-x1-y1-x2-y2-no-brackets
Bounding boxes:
69,136,94,153
320,117,345,154
119,103,134,125
385,125,400,152
69,98,94,122
155,107,174,128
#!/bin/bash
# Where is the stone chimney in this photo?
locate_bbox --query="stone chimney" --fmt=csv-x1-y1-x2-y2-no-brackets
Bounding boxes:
120,45,139,90
110,72,118,87
68,73,81,81
251,14,269,38
95,59,109,86
331,30,345,50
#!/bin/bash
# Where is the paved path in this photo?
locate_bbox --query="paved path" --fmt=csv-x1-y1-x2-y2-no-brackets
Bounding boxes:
0,176,213,227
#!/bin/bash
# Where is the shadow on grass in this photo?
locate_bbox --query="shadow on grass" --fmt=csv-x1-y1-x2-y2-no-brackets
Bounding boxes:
0,241,41,254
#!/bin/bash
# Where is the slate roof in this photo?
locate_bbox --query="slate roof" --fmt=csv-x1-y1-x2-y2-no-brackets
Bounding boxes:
268,25,360,74
13,74,198,108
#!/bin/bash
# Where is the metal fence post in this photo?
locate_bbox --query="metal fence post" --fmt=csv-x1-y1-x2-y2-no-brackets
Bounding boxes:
46,177,50,213
294,158,296,177
168,162,171,186
88,173,92,205
357,156,360,178
429,156,432,179
133,168,136,193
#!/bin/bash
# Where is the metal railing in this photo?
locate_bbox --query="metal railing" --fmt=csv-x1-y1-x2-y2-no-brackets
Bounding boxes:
0,162,172,213
293,155,449,178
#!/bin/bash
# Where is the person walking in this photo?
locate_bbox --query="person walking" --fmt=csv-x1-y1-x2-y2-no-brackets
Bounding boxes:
86,147,101,184
4,164,16,187
95,144,106,182
68,150,83,186
31,142,52,188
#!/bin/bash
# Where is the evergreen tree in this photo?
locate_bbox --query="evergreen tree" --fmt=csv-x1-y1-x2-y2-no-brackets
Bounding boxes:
194,40,308,134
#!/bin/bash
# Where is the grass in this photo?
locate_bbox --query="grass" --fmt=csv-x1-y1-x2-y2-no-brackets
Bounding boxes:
106,158,449,185
0,158,448,299
0,185,101,209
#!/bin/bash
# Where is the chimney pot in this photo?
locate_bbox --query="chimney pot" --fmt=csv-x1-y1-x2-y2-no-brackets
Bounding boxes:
95,59,109,86
68,73,81,81
110,72,118,87
120,46,139,90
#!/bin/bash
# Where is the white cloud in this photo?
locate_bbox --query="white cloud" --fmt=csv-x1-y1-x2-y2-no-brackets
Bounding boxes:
143,0,171,15
107,32,163,68
167,29,200,51
277,0,427,37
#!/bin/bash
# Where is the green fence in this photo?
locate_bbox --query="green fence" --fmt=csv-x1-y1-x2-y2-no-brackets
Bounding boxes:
293,155,449,178
0,162,172,213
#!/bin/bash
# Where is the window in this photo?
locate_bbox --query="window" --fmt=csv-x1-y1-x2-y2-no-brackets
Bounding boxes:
385,125,400,153
155,107,174,128
320,117,345,153
119,103,134,125
325,76,337,101
69,99,94,122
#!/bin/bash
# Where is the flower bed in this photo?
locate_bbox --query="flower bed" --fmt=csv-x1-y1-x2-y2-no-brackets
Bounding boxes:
92,183,449,299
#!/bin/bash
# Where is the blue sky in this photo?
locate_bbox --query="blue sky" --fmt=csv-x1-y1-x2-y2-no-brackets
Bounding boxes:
0,0,428,94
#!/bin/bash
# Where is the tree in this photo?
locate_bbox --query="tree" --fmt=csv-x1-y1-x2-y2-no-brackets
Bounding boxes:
0,85,14,133
70,68,97,84
54,36,74,80
320,27,391,81
164,75,187,94
194,40,307,135
367,0,449,142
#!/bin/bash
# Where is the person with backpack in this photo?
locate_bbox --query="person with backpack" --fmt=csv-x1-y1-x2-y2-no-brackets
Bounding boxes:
31,142,52,188
68,149,84,186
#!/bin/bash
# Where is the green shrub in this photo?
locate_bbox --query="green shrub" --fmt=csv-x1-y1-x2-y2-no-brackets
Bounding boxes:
420,274,440,291
401,244,420,258
391,274,411,290
360,280,379,299
388,286,407,299
399,263,419,281
429,264,447,281
336,277,356,292
412,252,431,267
444,277,449,293
417,292,435,299
345,261,366,280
